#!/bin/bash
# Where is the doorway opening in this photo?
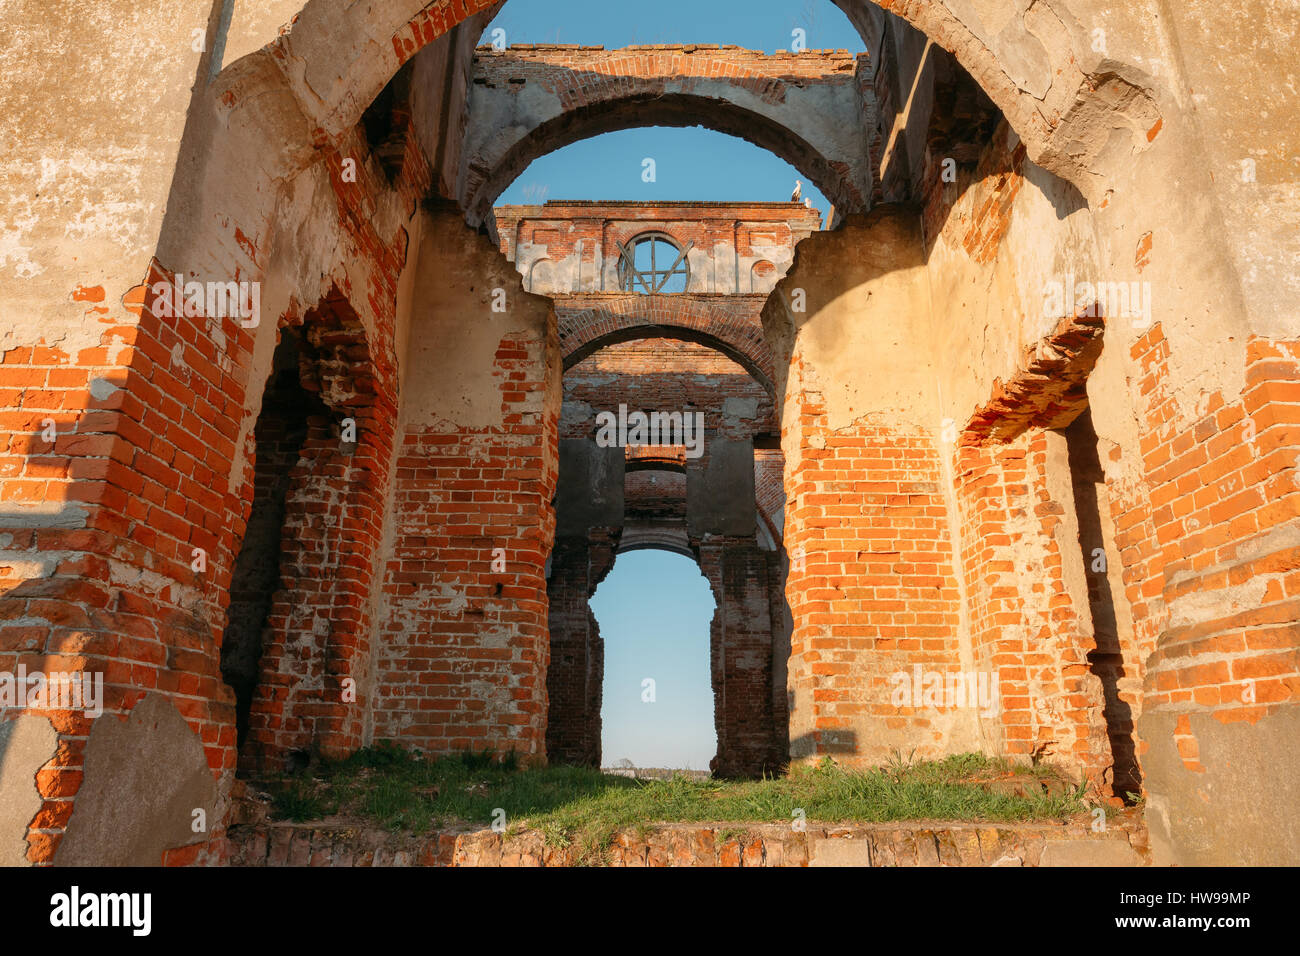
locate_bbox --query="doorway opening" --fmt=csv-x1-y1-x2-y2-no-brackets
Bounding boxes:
593,549,718,773
219,331,328,757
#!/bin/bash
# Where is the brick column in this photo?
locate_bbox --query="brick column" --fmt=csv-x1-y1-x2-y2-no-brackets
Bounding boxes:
545,529,618,765
700,536,783,777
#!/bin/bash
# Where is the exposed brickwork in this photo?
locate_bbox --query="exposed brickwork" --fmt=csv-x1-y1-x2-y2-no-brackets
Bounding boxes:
782,357,964,764
701,538,785,776
1125,335,1300,733
230,814,1149,867
545,529,618,765
947,311,1118,784
371,320,559,761
242,293,399,773
464,48,872,222
220,335,322,752
954,431,1111,778
0,253,257,863
921,119,1027,257
554,294,778,389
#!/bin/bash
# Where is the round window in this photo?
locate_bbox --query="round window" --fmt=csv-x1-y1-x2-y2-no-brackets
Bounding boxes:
617,233,691,294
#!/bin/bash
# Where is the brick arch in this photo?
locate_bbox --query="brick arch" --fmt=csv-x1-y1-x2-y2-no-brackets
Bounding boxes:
247,0,1159,194
616,530,696,561
557,293,776,394
618,463,695,560
461,50,871,226
626,457,687,476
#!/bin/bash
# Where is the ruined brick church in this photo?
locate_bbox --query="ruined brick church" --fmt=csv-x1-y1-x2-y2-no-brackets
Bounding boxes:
0,0,1296,868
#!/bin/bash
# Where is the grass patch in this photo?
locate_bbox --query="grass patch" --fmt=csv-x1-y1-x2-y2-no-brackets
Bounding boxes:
260,748,1101,863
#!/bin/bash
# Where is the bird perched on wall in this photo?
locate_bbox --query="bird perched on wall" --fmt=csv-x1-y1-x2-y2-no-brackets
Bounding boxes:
791,180,802,202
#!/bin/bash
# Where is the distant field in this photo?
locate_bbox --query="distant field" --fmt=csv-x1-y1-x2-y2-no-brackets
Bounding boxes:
259,745,1106,864
601,767,711,781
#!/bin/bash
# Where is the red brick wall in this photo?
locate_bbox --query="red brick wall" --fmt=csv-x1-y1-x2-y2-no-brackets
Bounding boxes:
0,97,427,862
1123,334,1300,767
783,355,964,763
553,293,778,389
370,324,560,761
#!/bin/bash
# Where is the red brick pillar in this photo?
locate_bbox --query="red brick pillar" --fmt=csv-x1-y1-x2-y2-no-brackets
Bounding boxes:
545,529,618,766
700,536,783,777
783,369,965,765
371,328,559,761
953,432,1111,781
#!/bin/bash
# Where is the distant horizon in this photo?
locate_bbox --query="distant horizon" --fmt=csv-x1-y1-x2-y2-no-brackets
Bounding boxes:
592,550,718,771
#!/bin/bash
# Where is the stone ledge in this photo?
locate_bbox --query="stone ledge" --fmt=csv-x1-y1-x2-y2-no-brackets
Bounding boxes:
228,815,1150,867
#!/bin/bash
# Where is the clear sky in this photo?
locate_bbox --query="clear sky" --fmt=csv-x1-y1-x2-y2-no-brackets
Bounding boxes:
482,0,865,53
590,550,718,770
489,0,865,219
483,1,857,768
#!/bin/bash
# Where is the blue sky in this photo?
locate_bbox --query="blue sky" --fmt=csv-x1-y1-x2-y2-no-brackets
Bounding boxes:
490,0,865,219
590,550,718,770
482,0,865,53
484,1,851,768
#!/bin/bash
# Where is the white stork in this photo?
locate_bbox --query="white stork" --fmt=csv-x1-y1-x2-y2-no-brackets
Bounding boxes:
790,180,802,202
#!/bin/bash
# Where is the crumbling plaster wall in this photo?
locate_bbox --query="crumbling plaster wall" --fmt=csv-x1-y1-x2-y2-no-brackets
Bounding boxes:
495,204,822,298
0,0,219,354
369,206,561,759
1,0,1296,867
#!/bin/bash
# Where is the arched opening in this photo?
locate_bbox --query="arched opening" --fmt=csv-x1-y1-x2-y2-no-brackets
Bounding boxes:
497,127,836,219
564,325,775,397
548,327,789,776
21,0,1291,873
591,549,718,772
219,329,324,757
465,91,864,227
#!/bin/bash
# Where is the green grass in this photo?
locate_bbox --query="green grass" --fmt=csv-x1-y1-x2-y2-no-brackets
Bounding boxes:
261,747,1100,862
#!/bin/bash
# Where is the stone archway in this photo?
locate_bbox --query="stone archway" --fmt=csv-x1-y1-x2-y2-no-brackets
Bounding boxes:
235,0,1160,196
459,45,874,225
557,294,778,396
5,0,1296,868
